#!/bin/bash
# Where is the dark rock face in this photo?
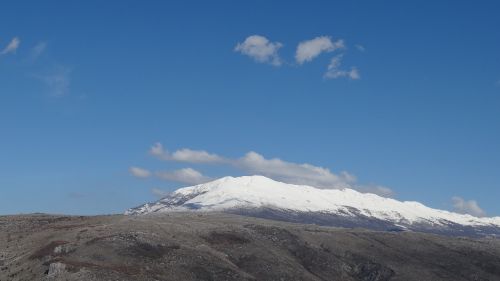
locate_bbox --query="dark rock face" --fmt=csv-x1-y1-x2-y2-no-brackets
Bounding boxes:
226,207,500,238
1,213,500,281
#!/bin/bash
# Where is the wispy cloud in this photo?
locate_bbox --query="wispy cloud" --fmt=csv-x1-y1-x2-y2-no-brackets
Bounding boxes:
143,143,393,197
1,37,20,55
355,44,365,52
235,35,283,66
6,40,76,98
324,54,360,80
129,166,152,178
30,41,47,60
150,142,226,163
295,36,344,64
36,65,72,97
451,196,486,217
156,168,212,185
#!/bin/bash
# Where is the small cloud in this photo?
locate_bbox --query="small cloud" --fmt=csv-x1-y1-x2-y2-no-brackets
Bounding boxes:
171,148,226,163
156,168,212,185
451,196,486,217
295,36,344,64
355,44,365,52
149,142,226,163
35,65,72,97
235,35,283,66
151,188,170,198
348,68,360,80
30,41,47,60
129,166,152,178
149,142,167,158
1,37,20,55
324,54,360,80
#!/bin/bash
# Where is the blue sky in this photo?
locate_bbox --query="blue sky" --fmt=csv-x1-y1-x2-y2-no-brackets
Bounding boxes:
1,1,499,216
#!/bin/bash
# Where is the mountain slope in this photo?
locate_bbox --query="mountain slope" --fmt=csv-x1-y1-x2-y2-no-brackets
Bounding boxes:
3,213,500,281
126,176,500,237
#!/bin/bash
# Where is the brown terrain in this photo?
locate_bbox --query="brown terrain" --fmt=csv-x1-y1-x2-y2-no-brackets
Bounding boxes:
1,213,500,281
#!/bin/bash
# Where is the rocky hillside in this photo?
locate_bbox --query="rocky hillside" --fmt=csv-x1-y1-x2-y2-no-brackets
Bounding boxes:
1,213,500,281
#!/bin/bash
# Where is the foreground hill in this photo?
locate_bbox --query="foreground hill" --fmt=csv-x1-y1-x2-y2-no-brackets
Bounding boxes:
1,213,500,281
127,176,500,237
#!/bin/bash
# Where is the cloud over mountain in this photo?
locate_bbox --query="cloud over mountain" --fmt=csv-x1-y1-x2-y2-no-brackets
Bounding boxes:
452,196,486,217
236,151,355,190
138,143,393,197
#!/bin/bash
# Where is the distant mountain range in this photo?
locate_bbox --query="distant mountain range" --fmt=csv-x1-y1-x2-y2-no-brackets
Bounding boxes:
126,176,500,237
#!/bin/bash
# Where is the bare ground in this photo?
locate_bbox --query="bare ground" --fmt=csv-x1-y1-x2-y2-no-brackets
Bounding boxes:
1,213,500,281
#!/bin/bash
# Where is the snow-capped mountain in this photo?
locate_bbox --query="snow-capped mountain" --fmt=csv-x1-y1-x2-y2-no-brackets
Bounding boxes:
126,175,500,237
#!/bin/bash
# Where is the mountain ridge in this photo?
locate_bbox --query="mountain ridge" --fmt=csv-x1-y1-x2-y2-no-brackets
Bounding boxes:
126,175,500,237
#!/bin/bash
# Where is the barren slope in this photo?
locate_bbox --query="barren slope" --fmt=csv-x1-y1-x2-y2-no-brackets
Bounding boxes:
1,213,500,281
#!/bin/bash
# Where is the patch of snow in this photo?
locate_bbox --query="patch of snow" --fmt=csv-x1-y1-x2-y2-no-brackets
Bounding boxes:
126,175,500,228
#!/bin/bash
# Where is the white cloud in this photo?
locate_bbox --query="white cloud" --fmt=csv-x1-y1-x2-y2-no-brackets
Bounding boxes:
235,152,391,197
151,188,170,198
129,166,152,178
295,36,344,64
324,54,360,80
235,35,283,66
235,35,363,79
1,37,20,55
236,151,355,189
36,65,72,97
451,196,486,217
149,142,226,163
171,149,226,163
146,144,393,197
156,168,212,185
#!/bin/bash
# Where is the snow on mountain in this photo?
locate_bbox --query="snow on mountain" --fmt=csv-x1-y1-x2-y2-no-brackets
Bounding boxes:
126,176,500,236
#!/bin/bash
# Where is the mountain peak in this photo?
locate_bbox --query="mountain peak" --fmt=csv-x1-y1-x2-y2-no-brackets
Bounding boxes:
209,175,286,186
126,176,500,237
